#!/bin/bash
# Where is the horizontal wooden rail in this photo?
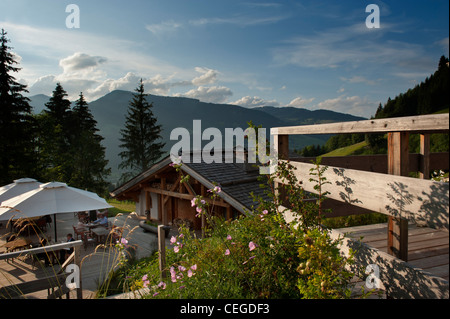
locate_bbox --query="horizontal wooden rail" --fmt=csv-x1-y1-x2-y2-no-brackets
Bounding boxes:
292,153,449,174
271,113,449,135
0,273,68,299
275,160,449,231
0,240,83,261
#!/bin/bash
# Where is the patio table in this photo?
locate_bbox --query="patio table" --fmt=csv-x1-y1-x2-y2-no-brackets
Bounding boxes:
92,227,109,244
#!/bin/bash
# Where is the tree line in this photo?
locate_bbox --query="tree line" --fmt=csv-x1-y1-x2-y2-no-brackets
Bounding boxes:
0,29,165,195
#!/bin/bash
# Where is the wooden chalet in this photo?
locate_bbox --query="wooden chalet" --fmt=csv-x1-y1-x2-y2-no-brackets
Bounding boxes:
110,150,268,230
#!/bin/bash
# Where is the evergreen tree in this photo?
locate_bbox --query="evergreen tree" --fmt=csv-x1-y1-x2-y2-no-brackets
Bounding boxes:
0,29,36,184
70,92,111,194
119,80,165,181
38,83,73,182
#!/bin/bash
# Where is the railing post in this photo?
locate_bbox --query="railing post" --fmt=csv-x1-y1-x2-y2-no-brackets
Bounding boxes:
273,133,289,206
419,134,430,179
74,244,83,299
387,132,409,261
158,225,167,280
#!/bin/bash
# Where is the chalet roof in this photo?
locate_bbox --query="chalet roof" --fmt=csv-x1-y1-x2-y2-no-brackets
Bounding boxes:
110,154,270,215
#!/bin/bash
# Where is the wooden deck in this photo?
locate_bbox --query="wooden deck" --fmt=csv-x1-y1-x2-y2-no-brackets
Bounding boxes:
337,223,449,282
0,212,174,299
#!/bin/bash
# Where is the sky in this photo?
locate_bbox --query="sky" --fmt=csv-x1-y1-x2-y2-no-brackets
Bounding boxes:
1,0,448,118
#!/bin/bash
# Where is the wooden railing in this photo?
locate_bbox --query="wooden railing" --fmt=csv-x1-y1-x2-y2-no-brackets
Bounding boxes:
271,113,449,298
0,240,83,299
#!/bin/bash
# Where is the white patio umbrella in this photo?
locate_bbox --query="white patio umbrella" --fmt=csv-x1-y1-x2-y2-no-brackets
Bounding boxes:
0,178,42,203
0,182,113,240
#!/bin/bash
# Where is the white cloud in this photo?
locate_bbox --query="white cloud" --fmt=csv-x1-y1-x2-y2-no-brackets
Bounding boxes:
314,95,377,118
146,20,182,35
340,76,377,86
175,86,233,104
272,23,432,71
231,96,279,108
59,52,107,73
437,37,449,53
192,67,219,86
190,14,287,27
287,96,315,108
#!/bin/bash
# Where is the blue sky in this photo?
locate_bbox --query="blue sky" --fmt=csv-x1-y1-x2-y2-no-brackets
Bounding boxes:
1,0,448,118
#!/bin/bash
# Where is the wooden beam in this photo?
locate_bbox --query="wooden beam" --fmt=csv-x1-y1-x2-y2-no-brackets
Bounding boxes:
293,152,449,174
419,134,431,179
274,134,289,160
164,176,181,205
161,178,166,225
273,134,289,206
271,113,449,135
145,187,231,208
226,206,232,221
387,132,409,261
274,160,449,231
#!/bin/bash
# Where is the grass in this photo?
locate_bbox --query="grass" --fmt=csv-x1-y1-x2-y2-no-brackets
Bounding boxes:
321,141,368,157
322,213,388,229
107,199,135,217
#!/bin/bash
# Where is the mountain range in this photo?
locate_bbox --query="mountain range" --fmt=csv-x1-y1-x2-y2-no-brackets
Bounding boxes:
29,90,366,183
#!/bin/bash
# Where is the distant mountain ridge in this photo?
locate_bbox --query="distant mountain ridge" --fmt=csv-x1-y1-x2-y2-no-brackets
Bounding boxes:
29,90,366,183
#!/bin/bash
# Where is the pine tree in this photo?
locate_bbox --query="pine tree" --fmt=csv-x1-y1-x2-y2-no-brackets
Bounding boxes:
0,29,36,184
119,80,165,181
70,92,111,194
38,83,73,182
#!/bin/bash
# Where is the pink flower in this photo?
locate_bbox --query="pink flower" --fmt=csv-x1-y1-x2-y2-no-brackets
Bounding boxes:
225,249,230,256
190,264,197,271
142,274,148,281
262,209,268,215
158,281,166,290
191,198,196,207
226,235,232,240
249,241,257,251
187,269,193,278
178,265,186,272
208,186,222,193
170,236,177,244
174,246,180,253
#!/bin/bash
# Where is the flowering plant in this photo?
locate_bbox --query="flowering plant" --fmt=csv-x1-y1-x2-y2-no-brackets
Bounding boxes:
129,159,358,299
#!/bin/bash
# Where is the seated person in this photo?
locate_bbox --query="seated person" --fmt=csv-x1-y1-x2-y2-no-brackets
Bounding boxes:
93,213,108,227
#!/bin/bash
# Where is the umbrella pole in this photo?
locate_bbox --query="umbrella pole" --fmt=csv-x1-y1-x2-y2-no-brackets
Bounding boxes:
54,213,57,241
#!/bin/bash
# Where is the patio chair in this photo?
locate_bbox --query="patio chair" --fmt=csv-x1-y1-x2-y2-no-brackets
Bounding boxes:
72,225,86,240
82,232,96,251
